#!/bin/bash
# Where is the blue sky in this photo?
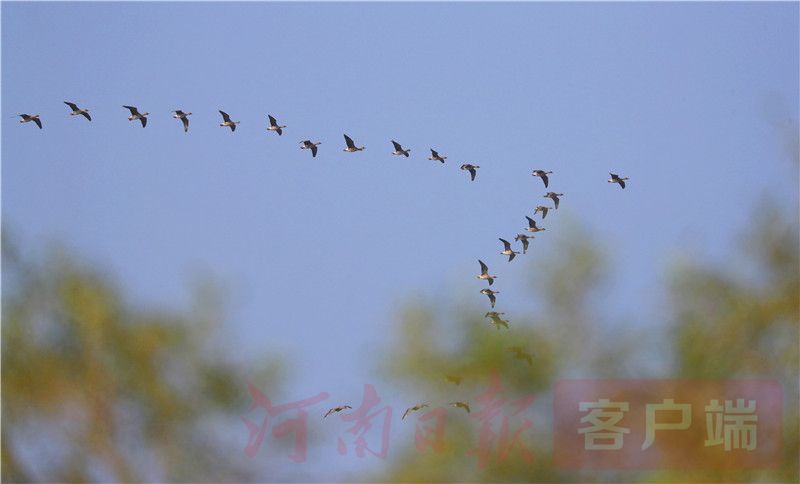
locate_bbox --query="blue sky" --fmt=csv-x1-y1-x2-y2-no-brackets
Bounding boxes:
3,1,798,479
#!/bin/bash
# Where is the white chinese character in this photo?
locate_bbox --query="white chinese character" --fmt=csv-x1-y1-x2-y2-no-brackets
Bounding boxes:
705,398,757,450
578,398,630,450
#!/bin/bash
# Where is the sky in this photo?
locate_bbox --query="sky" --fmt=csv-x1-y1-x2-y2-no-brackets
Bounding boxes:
2,1,798,480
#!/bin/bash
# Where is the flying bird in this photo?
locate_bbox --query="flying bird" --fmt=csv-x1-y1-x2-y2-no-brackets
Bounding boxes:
267,115,286,135
17,114,42,129
300,140,321,157
533,205,550,219
343,134,365,152
123,106,148,127
477,260,497,286
391,140,410,157
323,405,352,418
608,172,629,189
480,288,500,308
428,149,447,163
460,164,479,181
509,346,534,366
450,402,471,414
173,110,191,132
524,216,546,233
499,238,520,262
64,101,91,121
445,375,462,385
218,110,239,131
402,403,429,420
485,311,509,330
514,234,534,254
531,170,552,188
544,192,563,209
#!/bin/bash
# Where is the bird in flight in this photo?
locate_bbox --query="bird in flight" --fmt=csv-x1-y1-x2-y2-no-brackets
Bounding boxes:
477,259,497,286
402,403,429,420
533,205,550,220
391,140,411,157
343,134,365,152
608,172,629,189
514,234,534,254
544,192,564,209
460,164,479,181
323,405,352,419
509,346,533,366
123,106,148,127
445,375,462,385
173,110,191,132
499,238,520,262
17,113,42,129
428,149,447,163
218,110,239,131
480,288,500,308
485,311,510,330
531,170,552,188
300,140,321,157
450,402,471,414
64,102,91,121
524,216,546,233
267,115,286,136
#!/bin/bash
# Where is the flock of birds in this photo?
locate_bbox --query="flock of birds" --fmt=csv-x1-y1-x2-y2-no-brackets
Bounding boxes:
14,100,630,422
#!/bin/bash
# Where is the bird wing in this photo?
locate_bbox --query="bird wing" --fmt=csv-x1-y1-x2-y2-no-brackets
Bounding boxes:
219,110,231,122
610,173,619,179
123,105,140,115
181,116,189,132
392,140,402,151
489,294,496,306
140,116,147,128
344,134,355,149
479,260,488,274
542,174,549,188
276,127,282,136
526,216,536,228
620,179,626,189
554,197,560,209
402,408,411,420
430,149,439,158
469,167,476,180
311,145,318,157
499,238,511,250
230,123,236,132
268,115,278,127
323,408,334,418
64,101,78,111
82,112,91,121
175,110,185,116
33,117,42,129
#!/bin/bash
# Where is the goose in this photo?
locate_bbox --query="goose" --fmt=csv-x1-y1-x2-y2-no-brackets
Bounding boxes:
323,405,352,419
509,346,533,366
544,192,563,209
445,375,462,385
267,115,286,135
499,238,520,262
428,149,447,163
477,259,497,286
485,311,510,330
531,170,552,188
219,110,239,131
391,140,410,157
480,288,500,308
343,134,365,152
533,205,550,219
402,403,429,420
64,102,90,121
608,172,629,189
450,402,471,414
123,106,148,127
460,164,479,181
173,110,191,132
17,114,42,129
524,216,546,233
514,234,534,254
300,140,321,157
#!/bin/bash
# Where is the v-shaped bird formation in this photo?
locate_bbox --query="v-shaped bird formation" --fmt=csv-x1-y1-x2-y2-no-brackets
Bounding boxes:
13,100,630,421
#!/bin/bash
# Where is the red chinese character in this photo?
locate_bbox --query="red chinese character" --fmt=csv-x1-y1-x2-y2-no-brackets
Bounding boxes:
414,406,448,453
336,384,392,459
241,382,329,462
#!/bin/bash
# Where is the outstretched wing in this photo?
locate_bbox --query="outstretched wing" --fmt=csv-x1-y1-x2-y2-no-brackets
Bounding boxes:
542,174,549,188
619,179,626,189
311,145,318,157
219,110,231,123
181,116,189,132
123,105,140,115
268,115,278,127
526,216,536,229
469,167,476,180
139,116,147,128
479,259,488,274
81,111,91,121
392,140,402,151
344,134,355,149
64,101,78,111
499,238,511,250
33,117,42,129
